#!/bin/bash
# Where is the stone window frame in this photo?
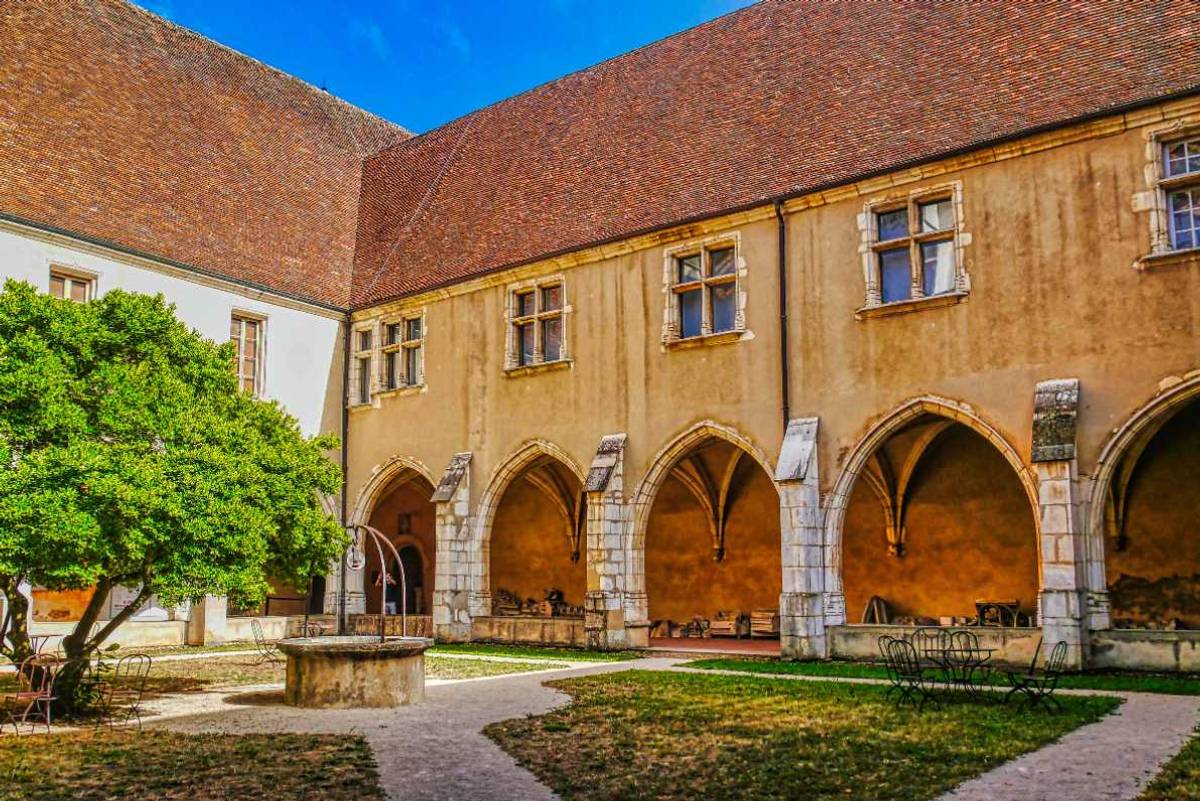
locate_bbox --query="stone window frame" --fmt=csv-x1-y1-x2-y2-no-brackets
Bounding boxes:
1136,120,1200,269
48,265,97,303
379,308,427,395
349,324,376,407
856,180,970,319
229,310,267,397
660,231,748,347
503,275,572,376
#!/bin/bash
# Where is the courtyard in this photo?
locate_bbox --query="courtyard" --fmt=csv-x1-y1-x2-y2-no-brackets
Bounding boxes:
1,642,1199,801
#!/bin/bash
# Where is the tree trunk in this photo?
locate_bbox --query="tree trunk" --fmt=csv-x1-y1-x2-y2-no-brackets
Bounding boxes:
56,577,151,715
0,574,33,663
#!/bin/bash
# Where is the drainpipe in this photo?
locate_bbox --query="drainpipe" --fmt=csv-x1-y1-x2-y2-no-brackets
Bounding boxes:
775,200,791,432
338,313,351,635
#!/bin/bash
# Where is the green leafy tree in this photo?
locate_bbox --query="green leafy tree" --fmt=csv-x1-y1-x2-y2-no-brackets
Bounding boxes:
0,280,344,703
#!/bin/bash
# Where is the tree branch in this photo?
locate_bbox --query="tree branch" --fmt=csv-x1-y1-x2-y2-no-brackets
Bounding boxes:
86,582,153,653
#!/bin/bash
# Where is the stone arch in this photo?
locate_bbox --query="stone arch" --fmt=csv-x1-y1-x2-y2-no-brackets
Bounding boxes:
631,420,778,552
628,421,781,637
825,396,1041,623
1088,372,1200,626
349,455,437,527
473,439,588,599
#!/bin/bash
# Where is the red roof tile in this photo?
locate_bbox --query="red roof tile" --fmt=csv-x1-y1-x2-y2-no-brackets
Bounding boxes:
1,0,407,308
351,0,1200,307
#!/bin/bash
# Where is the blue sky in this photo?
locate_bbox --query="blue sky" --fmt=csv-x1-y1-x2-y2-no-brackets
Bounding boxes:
134,1,755,133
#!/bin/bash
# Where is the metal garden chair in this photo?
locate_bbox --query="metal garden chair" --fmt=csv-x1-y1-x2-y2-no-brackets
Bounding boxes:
251,618,282,665
1004,640,1068,712
910,627,951,666
95,653,153,729
1,653,61,734
881,637,939,710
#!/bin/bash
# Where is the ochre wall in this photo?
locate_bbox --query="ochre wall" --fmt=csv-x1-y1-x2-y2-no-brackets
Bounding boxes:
841,424,1039,623
1107,401,1200,627
32,588,95,622
490,473,586,607
366,477,437,615
645,442,781,623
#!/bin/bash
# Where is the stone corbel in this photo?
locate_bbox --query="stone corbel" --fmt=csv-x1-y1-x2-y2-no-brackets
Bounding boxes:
523,463,586,562
670,448,743,561
859,420,952,557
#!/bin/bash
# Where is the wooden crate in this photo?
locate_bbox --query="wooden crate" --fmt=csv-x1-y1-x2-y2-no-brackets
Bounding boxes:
750,608,780,638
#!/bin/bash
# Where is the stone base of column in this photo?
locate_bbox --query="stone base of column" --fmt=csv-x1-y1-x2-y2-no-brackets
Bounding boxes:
585,592,631,650
324,590,365,617
432,589,472,642
779,591,827,660
185,595,228,646
1040,588,1087,669
1086,590,1112,632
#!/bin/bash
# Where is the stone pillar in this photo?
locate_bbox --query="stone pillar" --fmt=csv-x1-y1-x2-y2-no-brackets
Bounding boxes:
1032,379,1088,669
186,595,228,646
775,418,828,660
583,435,638,649
431,453,473,642
324,556,366,618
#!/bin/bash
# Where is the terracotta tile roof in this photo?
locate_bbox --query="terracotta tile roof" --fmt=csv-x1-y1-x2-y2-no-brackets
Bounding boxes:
351,0,1200,307
1,0,408,308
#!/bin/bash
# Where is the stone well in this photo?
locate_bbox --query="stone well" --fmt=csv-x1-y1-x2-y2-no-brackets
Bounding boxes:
276,635,434,708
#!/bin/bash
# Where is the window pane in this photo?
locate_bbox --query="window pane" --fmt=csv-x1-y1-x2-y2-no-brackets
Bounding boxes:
921,240,955,296
879,248,912,303
709,247,735,277
678,289,702,338
1166,140,1200,178
1170,188,1198,250
677,254,702,284
710,283,736,332
49,274,66,299
404,317,422,342
540,284,562,312
69,279,89,303
385,351,397,389
404,345,422,386
358,330,372,351
877,209,908,241
918,199,953,233
515,291,535,318
243,320,257,342
385,323,400,346
542,317,562,361
516,323,534,365
357,358,371,403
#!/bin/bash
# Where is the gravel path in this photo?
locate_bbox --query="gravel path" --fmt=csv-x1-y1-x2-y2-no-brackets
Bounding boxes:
937,691,1200,801
146,657,680,801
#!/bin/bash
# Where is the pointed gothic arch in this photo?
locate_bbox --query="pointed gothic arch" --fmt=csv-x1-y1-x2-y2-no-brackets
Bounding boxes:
826,396,1040,625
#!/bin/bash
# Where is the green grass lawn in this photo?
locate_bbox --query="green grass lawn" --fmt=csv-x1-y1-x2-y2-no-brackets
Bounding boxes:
1139,729,1200,800
486,670,1120,801
0,730,383,801
428,642,642,662
685,657,1200,695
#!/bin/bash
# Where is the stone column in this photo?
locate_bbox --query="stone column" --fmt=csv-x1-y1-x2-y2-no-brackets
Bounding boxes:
185,594,228,646
431,453,473,642
775,418,828,660
583,435,638,649
1032,379,1088,669
324,556,366,618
